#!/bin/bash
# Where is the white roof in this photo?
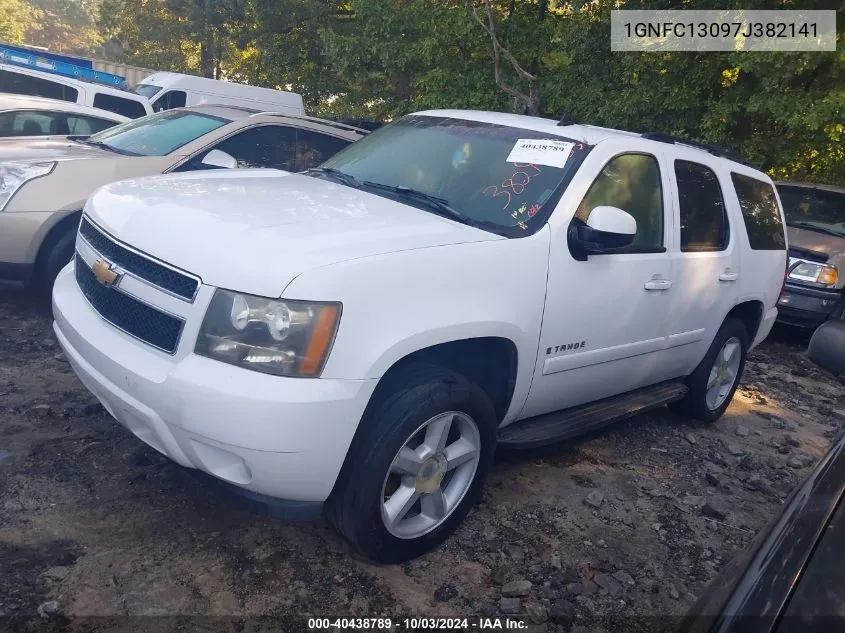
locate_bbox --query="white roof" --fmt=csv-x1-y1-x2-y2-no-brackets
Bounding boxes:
0,63,148,102
416,109,755,170
0,93,129,121
415,109,641,146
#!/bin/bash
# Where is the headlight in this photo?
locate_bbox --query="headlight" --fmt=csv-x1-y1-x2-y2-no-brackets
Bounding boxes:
0,162,55,211
195,289,341,377
788,261,838,287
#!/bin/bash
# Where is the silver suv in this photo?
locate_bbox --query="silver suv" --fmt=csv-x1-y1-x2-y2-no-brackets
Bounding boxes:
0,106,368,290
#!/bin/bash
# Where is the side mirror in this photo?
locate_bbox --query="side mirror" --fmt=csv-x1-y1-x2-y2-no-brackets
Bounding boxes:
201,149,238,169
568,205,637,261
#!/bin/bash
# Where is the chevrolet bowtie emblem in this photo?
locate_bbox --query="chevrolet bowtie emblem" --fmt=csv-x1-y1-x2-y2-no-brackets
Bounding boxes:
91,258,120,287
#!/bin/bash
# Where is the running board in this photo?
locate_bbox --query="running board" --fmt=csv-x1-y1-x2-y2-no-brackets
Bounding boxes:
499,381,688,449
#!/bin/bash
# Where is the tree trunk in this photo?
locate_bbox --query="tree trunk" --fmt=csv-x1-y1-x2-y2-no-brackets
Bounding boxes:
200,36,214,78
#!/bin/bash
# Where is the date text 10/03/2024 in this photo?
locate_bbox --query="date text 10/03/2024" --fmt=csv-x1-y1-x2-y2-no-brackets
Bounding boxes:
307,617,528,630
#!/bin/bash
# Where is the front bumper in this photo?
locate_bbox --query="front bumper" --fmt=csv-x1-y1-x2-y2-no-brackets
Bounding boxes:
52,262,378,508
776,282,843,329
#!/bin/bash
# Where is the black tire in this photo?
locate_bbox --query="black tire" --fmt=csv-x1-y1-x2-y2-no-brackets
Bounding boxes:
670,318,748,423
327,363,497,563
36,223,77,294
808,320,845,376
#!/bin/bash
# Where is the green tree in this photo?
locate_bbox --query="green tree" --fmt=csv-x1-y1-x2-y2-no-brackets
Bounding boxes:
0,0,38,44
24,0,102,55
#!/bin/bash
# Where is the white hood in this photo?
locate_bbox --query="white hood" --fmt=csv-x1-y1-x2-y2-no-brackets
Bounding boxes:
84,169,502,297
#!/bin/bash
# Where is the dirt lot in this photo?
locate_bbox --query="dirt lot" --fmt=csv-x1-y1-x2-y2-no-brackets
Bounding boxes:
1,289,843,633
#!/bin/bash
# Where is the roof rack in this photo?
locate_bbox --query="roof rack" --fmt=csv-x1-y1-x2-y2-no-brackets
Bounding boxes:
557,112,575,126
0,45,127,88
250,111,371,135
641,131,752,166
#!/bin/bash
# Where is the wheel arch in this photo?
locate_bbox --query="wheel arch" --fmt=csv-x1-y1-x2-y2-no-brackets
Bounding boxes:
33,210,82,270
726,299,765,343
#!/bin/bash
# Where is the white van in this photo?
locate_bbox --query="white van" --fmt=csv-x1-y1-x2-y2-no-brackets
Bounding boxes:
0,63,153,119
132,72,304,115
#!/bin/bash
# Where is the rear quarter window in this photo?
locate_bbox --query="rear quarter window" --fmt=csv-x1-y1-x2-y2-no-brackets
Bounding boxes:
731,173,786,250
92,93,148,119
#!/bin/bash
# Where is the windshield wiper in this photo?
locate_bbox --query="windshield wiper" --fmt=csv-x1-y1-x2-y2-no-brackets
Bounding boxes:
304,167,362,188
361,181,469,223
787,221,845,238
78,139,137,156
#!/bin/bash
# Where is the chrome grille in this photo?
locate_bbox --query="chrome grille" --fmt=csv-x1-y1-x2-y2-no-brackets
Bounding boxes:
78,218,199,301
75,254,184,354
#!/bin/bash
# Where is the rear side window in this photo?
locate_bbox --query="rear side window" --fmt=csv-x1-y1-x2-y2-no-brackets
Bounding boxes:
92,93,147,119
295,129,352,171
731,173,786,250
675,160,728,251
0,110,55,136
0,69,78,102
67,115,118,135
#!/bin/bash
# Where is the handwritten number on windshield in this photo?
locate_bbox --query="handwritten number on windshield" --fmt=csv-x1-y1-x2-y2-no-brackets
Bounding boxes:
482,185,512,210
483,163,543,210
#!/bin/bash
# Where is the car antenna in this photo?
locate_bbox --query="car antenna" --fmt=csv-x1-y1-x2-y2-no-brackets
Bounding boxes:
557,112,575,126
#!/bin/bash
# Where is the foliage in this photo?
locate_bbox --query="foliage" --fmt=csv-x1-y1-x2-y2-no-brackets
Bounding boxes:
2,0,842,183
0,0,38,44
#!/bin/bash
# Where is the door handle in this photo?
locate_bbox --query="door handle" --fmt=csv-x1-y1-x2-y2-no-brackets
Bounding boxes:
644,278,672,291
719,270,739,282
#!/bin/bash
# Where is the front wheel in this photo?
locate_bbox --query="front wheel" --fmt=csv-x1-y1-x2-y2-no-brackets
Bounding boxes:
670,318,748,423
37,225,76,294
328,364,496,563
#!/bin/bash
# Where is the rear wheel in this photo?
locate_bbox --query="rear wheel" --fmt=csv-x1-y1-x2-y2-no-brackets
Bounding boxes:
670,318,748,423
328,364,496,563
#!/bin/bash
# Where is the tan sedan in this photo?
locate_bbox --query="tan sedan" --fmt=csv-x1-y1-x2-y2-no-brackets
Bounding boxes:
0,105,368,289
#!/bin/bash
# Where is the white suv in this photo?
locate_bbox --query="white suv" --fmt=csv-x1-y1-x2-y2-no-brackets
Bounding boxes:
52,110,788,562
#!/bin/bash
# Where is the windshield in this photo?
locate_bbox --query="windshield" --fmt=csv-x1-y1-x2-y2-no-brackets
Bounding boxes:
133,83,163,99
320,115,590,236
778,185,845,237
87,110,230,156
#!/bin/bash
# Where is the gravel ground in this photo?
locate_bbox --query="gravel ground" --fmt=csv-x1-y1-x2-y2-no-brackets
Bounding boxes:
1,289,843,633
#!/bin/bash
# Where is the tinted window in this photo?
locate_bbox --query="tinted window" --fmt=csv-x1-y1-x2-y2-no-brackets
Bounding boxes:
185,125,296,171
0,69,78,102
152,90,187,112
0,110,56,136
731,173,786,250
676,160,728,251
295,129,352,171
92,93,147,119
777,495,845,631
574,153,664,250
67,115,117,135
778,185,845,238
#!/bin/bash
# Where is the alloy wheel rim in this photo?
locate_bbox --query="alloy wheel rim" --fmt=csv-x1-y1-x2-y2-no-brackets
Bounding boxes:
705,336,742,411
380,411,481,539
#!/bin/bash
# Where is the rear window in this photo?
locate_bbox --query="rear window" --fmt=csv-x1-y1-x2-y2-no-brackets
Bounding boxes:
92,93,148,119
0,69,78,102
731,173,786,250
